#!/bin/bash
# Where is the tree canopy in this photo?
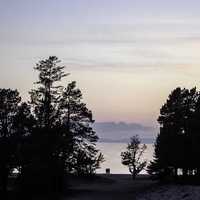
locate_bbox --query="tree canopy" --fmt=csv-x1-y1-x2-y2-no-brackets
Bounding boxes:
0,56,103,195
148,87,200,181
121,135,147,179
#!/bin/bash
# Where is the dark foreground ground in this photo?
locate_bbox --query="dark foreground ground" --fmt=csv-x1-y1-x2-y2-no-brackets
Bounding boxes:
66,174,157,200
0,174,157,200
3,174,200,200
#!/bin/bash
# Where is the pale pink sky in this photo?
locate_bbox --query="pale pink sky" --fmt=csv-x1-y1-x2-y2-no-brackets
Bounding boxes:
1,0,200,127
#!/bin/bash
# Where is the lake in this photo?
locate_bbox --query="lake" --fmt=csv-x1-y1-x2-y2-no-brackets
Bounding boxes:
96,143,154,174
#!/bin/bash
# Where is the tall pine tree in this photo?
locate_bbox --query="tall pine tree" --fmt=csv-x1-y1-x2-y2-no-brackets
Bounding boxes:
148,87,199,180
59,81,103,175
26,56,68,192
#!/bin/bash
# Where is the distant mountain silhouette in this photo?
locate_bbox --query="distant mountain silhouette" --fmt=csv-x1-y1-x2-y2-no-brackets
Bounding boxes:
99,137,155,144
94,122,156,143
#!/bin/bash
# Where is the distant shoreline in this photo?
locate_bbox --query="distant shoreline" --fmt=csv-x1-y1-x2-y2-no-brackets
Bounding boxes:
98,138,155,144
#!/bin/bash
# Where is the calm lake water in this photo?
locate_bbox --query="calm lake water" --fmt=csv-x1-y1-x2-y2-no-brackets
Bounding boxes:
96,143,154,174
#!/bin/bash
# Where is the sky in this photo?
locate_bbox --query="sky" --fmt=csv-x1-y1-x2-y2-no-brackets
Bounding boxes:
1,0,200,131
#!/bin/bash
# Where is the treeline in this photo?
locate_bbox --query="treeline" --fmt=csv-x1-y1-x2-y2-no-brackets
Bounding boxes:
0,56,103,195
148,87,200,181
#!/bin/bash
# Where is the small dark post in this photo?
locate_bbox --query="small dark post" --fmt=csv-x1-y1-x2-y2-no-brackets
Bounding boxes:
106,168,110,174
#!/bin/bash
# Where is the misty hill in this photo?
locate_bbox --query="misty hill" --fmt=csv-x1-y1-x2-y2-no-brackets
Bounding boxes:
93,122,156,143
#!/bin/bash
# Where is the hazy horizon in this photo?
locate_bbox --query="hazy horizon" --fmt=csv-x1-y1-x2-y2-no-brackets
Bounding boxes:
94,121,156,142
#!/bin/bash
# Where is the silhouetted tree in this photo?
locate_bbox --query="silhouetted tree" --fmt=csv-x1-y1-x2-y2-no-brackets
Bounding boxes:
30,56,67,128
0,89,21,193
0,56,104,196
26,56,68,192
191,92,200,177
59,81,103,175
12,102,36,182
73,150,104,175
121,135,147,179
21,56,103,193
148,87,199,180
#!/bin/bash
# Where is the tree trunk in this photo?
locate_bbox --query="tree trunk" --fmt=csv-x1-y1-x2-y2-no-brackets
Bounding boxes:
132,168,137,180
132,173,136,180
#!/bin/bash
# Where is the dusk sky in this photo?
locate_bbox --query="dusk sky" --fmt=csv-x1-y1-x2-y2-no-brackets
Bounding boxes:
1,0,200,129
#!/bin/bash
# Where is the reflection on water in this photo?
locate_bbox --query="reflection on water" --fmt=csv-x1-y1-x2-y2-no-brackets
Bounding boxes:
96,143,154,174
